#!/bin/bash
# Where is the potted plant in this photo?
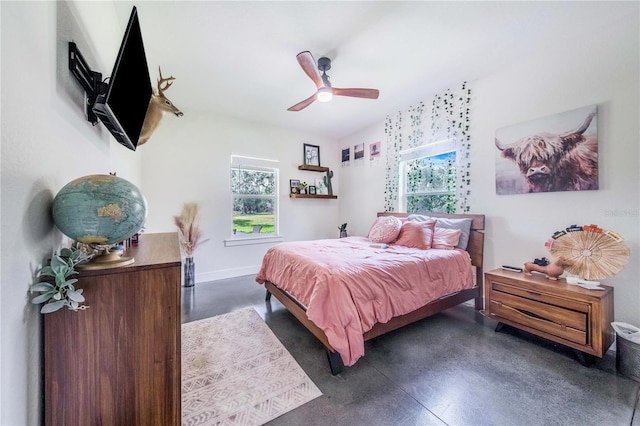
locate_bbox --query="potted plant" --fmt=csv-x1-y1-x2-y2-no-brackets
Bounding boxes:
339,223,348,238
29,246,92,313
299,181,308,194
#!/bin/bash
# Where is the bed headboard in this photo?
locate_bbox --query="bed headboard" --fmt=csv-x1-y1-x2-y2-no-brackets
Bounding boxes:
377,212,485,269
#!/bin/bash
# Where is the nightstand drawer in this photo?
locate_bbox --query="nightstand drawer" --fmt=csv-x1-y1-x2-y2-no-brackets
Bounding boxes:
490,292,588,345
492,282,589,313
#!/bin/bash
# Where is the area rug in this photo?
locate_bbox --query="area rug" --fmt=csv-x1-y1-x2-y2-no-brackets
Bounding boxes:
182,308,322,426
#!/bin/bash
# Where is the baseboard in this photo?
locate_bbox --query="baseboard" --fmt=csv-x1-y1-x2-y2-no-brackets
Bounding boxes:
196,265,260,283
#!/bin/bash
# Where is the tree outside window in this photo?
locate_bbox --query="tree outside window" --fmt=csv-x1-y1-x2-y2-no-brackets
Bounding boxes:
231,159,278,236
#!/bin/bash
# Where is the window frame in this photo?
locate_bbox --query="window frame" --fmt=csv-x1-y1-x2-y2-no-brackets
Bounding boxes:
398,138,459,213
225,155,283,247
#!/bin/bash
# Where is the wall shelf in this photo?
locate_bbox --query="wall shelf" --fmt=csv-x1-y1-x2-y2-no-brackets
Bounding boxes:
290,194,337,199
298,165,329,172
295,165,334,197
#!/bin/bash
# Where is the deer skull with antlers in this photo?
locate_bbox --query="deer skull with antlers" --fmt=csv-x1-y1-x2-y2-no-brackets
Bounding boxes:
138,67,183,146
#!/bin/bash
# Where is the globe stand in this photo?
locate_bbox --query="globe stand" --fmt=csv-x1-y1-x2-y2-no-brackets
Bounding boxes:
77,249,134,270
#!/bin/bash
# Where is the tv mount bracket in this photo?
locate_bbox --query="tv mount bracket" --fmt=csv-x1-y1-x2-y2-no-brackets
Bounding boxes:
68,42,107,125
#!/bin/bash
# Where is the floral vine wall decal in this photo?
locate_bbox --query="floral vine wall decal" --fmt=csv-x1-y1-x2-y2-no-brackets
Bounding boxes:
384,81,472,213
383,110,402,212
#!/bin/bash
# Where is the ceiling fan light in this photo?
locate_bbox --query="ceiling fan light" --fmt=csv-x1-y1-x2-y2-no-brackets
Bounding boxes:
317,87,333,103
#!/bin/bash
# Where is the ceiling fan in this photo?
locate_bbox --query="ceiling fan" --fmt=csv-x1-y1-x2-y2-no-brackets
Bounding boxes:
287,51,380,112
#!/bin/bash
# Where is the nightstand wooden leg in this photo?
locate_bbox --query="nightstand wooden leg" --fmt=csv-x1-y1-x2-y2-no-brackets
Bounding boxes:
574,350,597,367
494,322,505,332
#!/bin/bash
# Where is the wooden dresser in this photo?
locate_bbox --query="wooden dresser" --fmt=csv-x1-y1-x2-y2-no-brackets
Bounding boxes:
44,233,182,425
484,269,614,363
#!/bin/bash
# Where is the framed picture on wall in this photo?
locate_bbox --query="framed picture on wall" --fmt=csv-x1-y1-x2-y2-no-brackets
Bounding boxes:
495,104,598,195
342,147,350,167
304,143,320,166
354,143,364,160
290,179,300,194
370,141,381,160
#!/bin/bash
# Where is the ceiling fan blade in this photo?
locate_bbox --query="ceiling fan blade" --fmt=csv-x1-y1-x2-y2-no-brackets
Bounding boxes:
296,51,323,89
333,88,379,99
287,93,317,111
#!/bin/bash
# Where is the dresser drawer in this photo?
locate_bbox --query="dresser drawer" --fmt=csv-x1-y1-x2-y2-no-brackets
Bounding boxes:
490,290,588,345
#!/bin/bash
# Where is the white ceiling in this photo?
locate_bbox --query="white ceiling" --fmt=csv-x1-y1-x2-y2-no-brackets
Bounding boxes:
110,1,634,140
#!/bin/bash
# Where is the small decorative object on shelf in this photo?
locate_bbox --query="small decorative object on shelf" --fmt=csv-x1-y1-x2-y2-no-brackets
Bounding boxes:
339,223,348,238
174,202,206,287
299,181,308,194
315,177,327,194
30,246,92,313
323,169,334,196
308,186,316,195
290,179,300,194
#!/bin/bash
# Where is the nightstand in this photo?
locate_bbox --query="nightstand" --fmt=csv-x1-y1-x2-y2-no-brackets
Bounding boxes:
484,269,614,365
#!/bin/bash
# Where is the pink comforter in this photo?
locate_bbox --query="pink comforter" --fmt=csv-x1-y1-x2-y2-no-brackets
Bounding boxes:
255,236,475,366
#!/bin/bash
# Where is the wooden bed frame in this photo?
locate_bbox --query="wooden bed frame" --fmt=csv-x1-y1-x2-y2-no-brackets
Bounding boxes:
264,212,485,374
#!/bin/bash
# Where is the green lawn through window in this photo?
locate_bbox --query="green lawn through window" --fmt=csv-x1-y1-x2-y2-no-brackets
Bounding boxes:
233,213,275,234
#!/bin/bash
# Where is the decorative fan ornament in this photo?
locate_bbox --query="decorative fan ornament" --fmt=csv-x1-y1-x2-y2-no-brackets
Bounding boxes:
546,224,630,280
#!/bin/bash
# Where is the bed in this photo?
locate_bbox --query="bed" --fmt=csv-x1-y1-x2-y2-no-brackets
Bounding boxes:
256,212,485,374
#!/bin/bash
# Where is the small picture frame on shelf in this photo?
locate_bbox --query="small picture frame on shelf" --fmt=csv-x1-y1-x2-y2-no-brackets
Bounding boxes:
303,143,320,166
308,186,316,195
290,179,300,194
315,178,328,195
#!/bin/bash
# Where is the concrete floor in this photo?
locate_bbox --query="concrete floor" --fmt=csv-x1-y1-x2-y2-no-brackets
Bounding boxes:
182,275,640,426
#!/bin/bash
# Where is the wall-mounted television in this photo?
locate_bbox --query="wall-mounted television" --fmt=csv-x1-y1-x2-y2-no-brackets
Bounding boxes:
69,6,151,151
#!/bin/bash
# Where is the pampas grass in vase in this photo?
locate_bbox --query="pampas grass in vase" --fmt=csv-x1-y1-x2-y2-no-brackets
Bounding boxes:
174,202,203,287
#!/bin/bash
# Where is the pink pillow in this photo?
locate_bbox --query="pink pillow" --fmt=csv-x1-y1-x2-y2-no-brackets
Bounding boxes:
367,216,402,243
392,219,436,250
432,227,462,250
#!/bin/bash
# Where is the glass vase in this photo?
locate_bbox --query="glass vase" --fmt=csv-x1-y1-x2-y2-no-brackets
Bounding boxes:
183,257,195,287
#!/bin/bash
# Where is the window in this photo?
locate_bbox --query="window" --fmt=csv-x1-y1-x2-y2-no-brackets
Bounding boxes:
399,139,458,214
227,155,281,246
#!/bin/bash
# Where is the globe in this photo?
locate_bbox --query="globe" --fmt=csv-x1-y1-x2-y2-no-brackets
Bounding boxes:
52,174,147,246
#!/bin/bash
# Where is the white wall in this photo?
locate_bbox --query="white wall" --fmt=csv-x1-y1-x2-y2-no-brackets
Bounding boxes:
339,12,640,325
1,2,142,424
140,111,340,282
336,123,388,237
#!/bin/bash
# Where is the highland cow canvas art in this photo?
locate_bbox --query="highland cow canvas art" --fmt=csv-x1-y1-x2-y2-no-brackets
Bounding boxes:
495,105,598,195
